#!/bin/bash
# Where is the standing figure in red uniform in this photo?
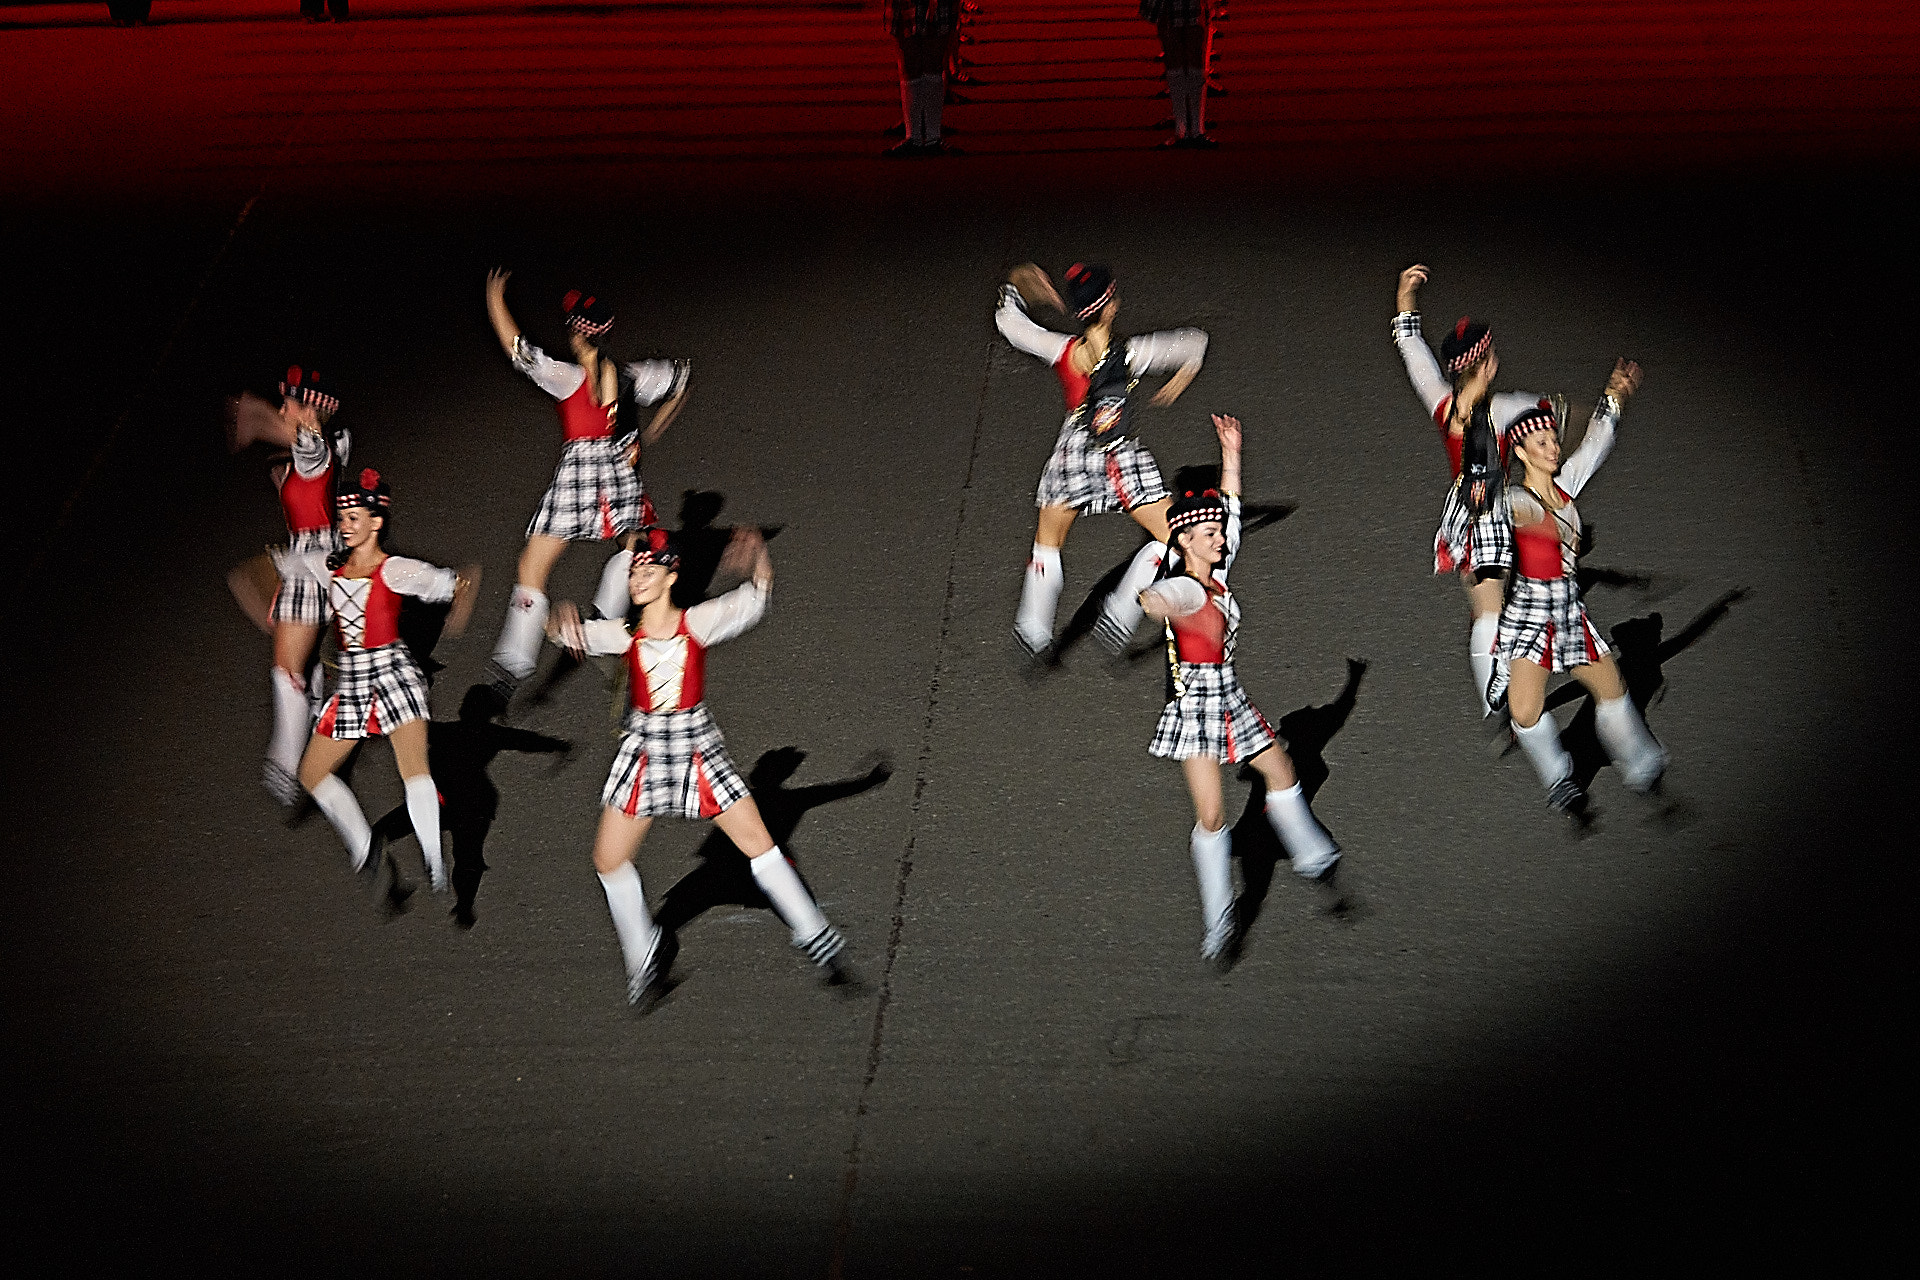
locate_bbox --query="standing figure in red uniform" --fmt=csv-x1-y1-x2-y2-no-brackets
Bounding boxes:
482,268,691,700
1141,415,1340,969
282,471,480,891
1487,374,1669,817
1393,265,1559,721
229,366,350,805
994,262,1208,657
545,528,848,1009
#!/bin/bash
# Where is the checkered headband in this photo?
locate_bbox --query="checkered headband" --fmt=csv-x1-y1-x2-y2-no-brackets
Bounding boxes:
337,467,391,513
1439,317,1492,375
1167,488,1229,535
280,364,341,416
562,289,614,338
1503,399,1558,445
631,527,680,569
1064,263,1116,321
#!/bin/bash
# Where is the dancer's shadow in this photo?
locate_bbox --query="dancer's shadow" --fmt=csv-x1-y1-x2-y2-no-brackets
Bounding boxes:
1231,658,1367,929
1042,462,1296,668
654,748,891,940
1547,588,1748,804
526,490,782,707
368,683,572,925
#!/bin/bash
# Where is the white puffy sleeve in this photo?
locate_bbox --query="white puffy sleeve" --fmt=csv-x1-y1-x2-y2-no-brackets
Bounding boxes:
1219,493,1244,577
1142,574,1208,619
1125,327,1208,377
1555,397,1618,498
624,358,689,407
509,335,588,400
581,618,635,657
289,426,348,480
379,557,458,603
685,581,770,648
1487,390,1544,434
994,284,1072,365
1505,484,1548,529
1392,311,1450,421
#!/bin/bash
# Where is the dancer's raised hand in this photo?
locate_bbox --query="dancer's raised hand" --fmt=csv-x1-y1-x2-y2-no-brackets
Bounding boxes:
1397,264,1428,312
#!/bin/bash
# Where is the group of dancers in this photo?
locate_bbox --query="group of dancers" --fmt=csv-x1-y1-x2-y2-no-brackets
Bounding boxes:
229,255,1670,1006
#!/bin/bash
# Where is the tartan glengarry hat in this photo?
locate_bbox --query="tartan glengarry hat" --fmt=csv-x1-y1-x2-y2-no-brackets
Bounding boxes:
280,364,340,416
562,288,614,338
1063,262,1116,321
630,526,680,569
1502,398,1559,446
337,467,392,513
1439,316,1493,374
1167,487,1230,535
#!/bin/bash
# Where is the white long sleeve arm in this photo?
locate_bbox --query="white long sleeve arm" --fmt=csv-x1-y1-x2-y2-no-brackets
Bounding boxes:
994,284,1072,365
624,358,689,407
1554,398,1619,498
380,556,458,603
1393,311,1451,419
1125,327,1208,377
685,580,770,647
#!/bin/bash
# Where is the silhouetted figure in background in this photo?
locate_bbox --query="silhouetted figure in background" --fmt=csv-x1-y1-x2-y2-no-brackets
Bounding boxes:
1145,0,1216,147
1231,658,1367,932
106,0,152,25
885,0,960,156
301,0,348,23
369,684,572,927
655,748,891,938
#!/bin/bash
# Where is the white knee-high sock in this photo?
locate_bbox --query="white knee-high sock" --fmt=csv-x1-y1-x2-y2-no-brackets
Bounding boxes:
1190,823,1233,945
598,863,660,977
268,666,310,775
1514,714,1573,789
593,550,634,620
750,848,829,944
899,75,920,143
1594,695,1667,791
1469,615,1500,717
1015,543,1064,651
1265,782,1339,877
1099,541,1168,646
913,73,944,142
1186,61,1207,136
404,775,445,892
491,586,549,680
310,775,372,870
1165,66,1193,137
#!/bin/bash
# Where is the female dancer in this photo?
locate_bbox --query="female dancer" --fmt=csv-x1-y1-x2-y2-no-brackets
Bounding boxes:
282,470,480,891
228,366,350,805
482,268,691,699
1140,414,1340,968
1143,0,1216,148
546,527,848,1007
995,261,1208,656
1487,369,1669,815
885,0,958,156
1393,264,1551,719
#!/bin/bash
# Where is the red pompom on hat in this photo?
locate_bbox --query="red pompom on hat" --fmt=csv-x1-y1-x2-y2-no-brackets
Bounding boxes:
631,526,680,569
337,467,391,513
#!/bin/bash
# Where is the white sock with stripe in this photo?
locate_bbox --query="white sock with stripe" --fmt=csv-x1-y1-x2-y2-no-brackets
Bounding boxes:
1469,615,1500,716
268,666,310,777
492,585,549,680
750,847,829,944
1594,695,1667,791
1015,542,1063,652
310,775,372,870
1190,823,1233,947
1514,714,1573,789
1265,782,1339,877
404,775,446,892
598,863,660,977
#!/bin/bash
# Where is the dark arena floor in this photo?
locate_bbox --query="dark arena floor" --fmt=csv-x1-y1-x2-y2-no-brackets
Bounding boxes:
3,2,1916,1275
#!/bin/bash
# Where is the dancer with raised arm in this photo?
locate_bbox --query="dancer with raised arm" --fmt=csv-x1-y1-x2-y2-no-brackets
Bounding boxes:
482,268,690,700
995,261,1207,657
1486,366,1669,817
227,365,351,805
1141,415,1340,970
282,470,481,891
546,527,848,1009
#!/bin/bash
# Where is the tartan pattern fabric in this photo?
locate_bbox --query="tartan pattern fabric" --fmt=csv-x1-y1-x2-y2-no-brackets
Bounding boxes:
601,704,750,820
271,527,342,625
315,642,432,740
1486,574,1611,706
1035,419,1168,514
886,0,959,38
1433,480,1515,575
1148,663,1278,763
527,432,643,541
1140,0,1211,25
1391,310,1423,342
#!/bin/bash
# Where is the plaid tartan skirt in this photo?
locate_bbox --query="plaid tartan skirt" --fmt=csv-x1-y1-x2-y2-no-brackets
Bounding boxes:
1036,421,1168,515
1487,575,1611,706
528,433,643,542
271,527,342,625
1140,0,1212,27
601,703,751,820
1433,483,1514,577
886,0,958,38
314,642,432,740
1149,663,1278,763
